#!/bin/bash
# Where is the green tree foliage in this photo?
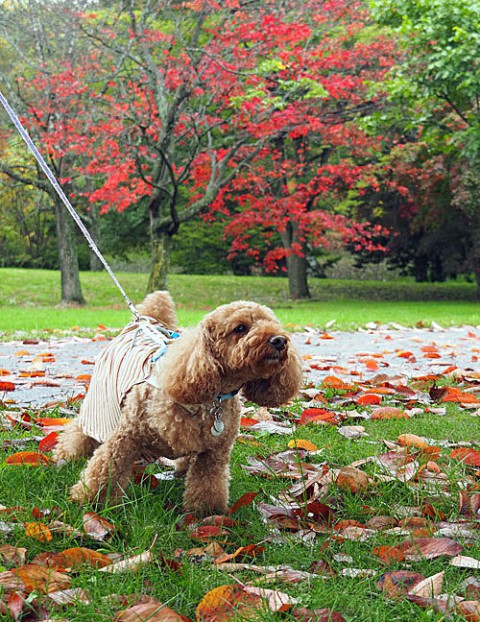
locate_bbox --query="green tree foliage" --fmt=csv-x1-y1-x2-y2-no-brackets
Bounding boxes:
370,0,480,293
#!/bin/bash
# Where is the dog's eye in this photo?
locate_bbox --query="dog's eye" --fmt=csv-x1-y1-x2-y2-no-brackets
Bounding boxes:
233,324,248,334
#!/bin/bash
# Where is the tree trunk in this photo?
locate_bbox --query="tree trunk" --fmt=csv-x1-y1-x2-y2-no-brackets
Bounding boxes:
148,229,172,292
286,252,311,299
54,196,85,304
282,220,311,299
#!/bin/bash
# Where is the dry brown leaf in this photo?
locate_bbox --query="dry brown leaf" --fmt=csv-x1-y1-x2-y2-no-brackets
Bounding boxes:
115,602,189,622
408,571,444,598
377,570,425,598
456,601,480,621
399,537,462,561
99,551,153,574
82,511,116,541
0,544,27,566
451,555,480,569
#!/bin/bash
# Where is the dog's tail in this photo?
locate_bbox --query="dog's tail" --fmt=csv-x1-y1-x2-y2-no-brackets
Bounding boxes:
136,290,178,330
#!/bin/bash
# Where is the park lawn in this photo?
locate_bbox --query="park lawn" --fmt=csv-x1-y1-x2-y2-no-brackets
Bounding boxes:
0,268,479,337
1,373,480,620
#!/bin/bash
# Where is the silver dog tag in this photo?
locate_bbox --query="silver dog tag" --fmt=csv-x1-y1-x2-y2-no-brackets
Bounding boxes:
211,417,224,437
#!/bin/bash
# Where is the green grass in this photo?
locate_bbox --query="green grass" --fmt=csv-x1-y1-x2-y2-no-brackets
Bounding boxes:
2,391,480,620
2,268,480,619
1,268,479,337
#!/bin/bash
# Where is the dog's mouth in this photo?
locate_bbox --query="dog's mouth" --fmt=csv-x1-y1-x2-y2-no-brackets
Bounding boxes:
264,351,285,363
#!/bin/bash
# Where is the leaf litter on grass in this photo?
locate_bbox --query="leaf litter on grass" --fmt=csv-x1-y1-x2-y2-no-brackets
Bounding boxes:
2,326,480,619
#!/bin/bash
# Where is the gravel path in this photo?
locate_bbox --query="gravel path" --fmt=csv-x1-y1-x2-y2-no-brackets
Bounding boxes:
1,324,479,408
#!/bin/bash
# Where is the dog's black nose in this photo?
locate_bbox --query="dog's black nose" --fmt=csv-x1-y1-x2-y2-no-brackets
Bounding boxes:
269,335,287,351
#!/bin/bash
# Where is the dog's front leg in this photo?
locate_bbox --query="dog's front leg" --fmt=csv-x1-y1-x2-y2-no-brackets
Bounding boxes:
70,424,140,504
183,448,232,515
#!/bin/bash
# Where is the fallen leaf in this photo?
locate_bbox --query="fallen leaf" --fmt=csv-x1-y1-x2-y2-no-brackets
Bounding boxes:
6,451,51,466
408,571,444,598
13,564,71,593
229,491,259,514
450,555,480,569
450,448,480,467
399,537,462,561
39,431,59,452
0,381,15,391
115,602,189,621
373,545,405,564
0,544,27,567
397,434,429,449
287,439,318,451
298,408,340,426
371,407,409,420
377,570,425,598
336,466,370,493
456,601,480,621
196,584,263,621
24,522,53,542
82,512,116,541
99,551,153,573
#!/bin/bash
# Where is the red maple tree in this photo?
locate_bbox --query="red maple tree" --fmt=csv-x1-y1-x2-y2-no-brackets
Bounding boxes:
22,0,398,297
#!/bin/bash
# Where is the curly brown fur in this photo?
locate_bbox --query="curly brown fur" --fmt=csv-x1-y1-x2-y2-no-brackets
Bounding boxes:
54,292,303,514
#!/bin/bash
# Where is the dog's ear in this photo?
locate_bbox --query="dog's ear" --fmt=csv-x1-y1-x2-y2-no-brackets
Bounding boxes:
163,327,221,405
242,346,303,407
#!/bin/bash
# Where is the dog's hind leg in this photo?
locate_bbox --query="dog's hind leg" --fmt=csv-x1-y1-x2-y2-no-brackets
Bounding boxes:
53,420,99,462
69,423,140,504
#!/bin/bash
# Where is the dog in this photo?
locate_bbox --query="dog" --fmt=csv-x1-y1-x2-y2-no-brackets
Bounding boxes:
53,291,303,514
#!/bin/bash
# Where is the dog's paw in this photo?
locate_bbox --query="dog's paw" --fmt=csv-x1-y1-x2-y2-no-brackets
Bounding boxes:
183,493,228,516
70,481,92,504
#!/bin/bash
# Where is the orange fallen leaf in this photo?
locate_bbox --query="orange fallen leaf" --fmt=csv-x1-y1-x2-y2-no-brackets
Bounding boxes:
58,547,112,569
13,564,71,594
456,601,480,621
6,451,50,466
19,371,46,378
24,522,52,542
75,374,92,383
39,431,59,452
364,359,380,371
0,381,15,391
35,417,72,427
0,368,12,376
371,407,409,420
357,394,382,406
373,545,405,564
323,376,355,390
215,544,265,564
240,417,260,427
450,448,480,467
336,466,370,493
397,434,429,450
15,350,29,357
196,585,263,621
287,439,318,451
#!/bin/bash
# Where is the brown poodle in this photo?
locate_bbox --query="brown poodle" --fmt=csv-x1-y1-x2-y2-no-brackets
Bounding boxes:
54,291,303,514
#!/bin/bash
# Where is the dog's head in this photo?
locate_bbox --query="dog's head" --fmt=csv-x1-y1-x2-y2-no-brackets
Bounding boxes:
163,301,303,407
